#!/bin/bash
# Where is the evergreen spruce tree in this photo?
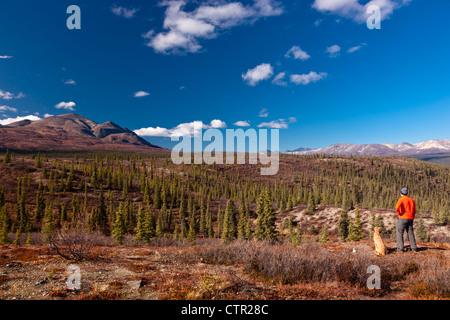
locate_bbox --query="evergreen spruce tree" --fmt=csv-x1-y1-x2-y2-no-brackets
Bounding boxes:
199,197,206,235
262,191,277,241
319,226,330,244
308,224,317,235
217,206,224,237
0,206,9,244
42,202,56,244
0,187,5,208
292,228,302,246
416,219,430,242
245,218,253,240
135,206,154,243
187,221,196,245
337,210,350,242
155,211,164,238
3,149,11,164
352,208,363,241
13,229,21,246
221,199,237,243
254,192,266,240
205,201,214,238
237,202,247,240
306,193,315,214
34,190,45,223
25,233,32,245
112,204,126,245
154,184,162,209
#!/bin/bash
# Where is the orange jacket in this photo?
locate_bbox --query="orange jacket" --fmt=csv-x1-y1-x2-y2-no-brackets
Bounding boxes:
396,195,416,220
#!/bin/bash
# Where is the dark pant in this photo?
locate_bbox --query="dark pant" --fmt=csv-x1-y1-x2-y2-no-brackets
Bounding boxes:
396,218,417,251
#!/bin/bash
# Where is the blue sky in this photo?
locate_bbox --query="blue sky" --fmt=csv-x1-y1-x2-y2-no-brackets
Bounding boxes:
0,0,449,151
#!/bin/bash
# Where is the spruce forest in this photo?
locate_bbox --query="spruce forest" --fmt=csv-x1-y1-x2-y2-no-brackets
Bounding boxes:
0,151,449,300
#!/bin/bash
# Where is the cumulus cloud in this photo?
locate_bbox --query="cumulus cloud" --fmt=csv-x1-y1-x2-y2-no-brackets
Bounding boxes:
210,119,227,129
0,106,18,113
55,101,76,111
312,0,410,23
144,0,283,54
271,72,288,86
325,44,341,57
242,63,274,86
111,4,139,19
44,113,54,118
257,117,296,129
0,115,41,126
134,119,227,137
290,71,328,85
0,89,25,100
134,91,150,98
285,46,311,61
233,120,251,127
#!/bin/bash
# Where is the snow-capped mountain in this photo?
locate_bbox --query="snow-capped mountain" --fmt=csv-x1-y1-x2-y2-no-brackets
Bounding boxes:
286,139,450,156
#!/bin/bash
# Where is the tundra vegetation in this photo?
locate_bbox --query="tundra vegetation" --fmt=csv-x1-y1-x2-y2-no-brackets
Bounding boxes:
0,151,448,299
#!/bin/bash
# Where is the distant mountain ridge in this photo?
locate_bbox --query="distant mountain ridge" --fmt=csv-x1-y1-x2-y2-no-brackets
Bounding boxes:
286,139,450,156
0,113,165,153
285,147,313,153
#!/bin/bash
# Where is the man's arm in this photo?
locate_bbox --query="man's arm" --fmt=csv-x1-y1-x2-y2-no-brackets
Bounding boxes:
396,198,403,216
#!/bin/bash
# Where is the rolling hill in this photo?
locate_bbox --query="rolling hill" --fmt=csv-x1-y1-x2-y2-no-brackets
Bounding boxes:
0,113,166,153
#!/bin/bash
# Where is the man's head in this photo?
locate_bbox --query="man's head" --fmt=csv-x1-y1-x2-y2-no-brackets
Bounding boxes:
401,187,408,196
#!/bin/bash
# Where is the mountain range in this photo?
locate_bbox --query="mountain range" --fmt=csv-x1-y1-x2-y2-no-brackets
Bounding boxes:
0,113,165,153
286,140,450,156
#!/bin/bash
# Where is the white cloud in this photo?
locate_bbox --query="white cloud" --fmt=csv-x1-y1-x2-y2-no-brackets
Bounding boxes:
0,89,25,100
0,55,13,59
271,72,288,86
134,119,227,137
290,71,328,85
44,113,54,118
210,119,227,129
347,43,366,53
285,46,311,61
111,5,139,19
0,115,41,126
64,79,76,85
258,108,269,118
0,106,18,113
144,0,283,54
55,101,76,111
312,0,410,23
233,120,251,127
242,63,274,86
325,44,341,57
134,91,150,98
257,117,296,129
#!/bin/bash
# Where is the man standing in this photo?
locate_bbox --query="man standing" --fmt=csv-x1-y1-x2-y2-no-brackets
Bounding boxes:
395,187,418,252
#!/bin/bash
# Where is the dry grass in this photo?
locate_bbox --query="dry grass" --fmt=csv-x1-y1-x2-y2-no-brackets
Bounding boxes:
169,240,449,299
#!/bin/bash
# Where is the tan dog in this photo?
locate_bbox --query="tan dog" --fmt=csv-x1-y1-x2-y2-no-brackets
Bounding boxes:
374,227,387,256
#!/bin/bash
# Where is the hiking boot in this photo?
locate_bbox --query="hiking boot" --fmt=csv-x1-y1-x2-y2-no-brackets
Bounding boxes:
396,249,404,253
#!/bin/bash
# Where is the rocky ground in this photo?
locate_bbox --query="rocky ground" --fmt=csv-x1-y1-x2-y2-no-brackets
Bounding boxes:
0,239,448,300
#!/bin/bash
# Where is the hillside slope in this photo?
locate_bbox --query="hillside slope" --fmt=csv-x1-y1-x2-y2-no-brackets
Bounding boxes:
0,114,166,153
